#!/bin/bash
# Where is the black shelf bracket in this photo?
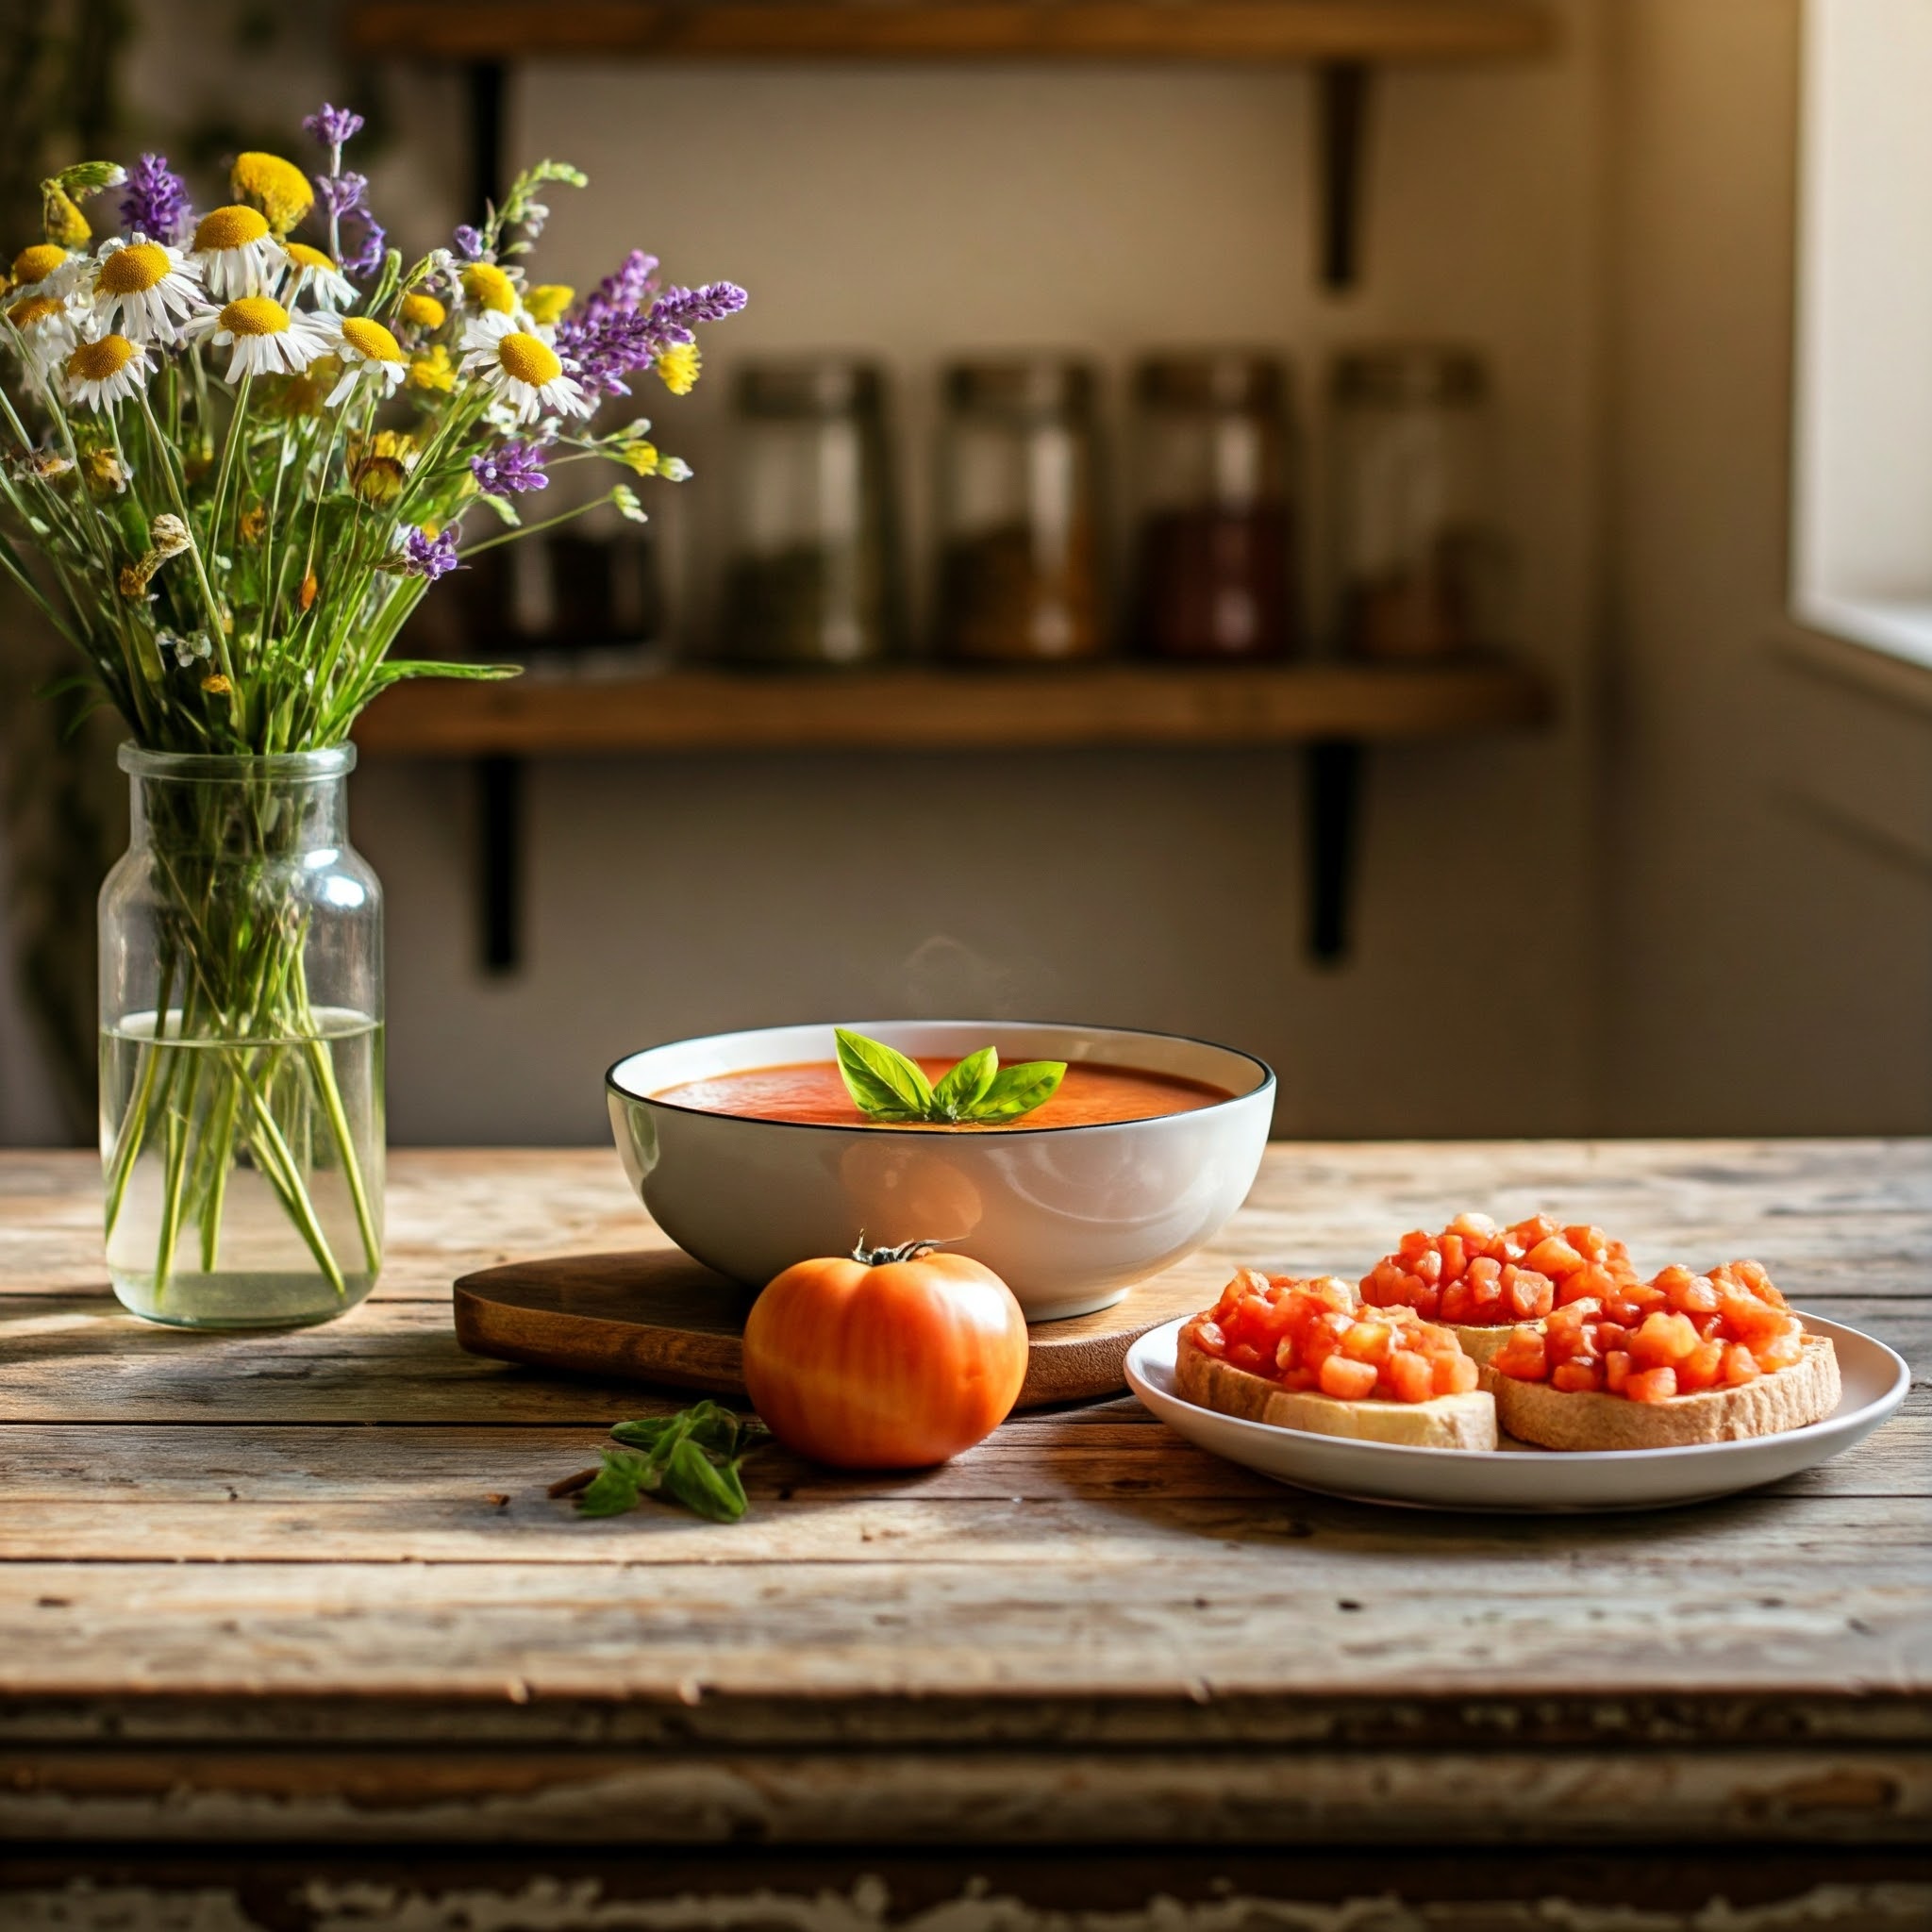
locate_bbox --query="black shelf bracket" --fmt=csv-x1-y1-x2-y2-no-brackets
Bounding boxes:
466,59,523,974
1316,61,1372,290
1306,740,1363,965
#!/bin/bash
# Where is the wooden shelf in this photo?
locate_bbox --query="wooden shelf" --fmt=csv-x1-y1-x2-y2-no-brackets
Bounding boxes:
355,659,1551,758
345,1,1556,65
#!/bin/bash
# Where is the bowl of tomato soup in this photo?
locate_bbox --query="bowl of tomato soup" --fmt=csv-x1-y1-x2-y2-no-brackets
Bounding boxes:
607,1021,1274,1321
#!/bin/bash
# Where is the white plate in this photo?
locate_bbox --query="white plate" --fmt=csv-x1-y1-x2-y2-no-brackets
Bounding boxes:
1124,1310,1910,1513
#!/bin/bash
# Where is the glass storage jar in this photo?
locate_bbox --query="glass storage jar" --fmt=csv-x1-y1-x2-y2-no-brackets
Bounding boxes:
722,358,897,665
1132,351,1298,660
937,358,1105,662
1330,346,1500,659
99,746,383,1329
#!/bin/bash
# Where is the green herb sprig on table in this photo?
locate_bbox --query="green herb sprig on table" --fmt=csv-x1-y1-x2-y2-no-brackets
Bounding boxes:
569,1401,771,1524
835,1027,1066,1126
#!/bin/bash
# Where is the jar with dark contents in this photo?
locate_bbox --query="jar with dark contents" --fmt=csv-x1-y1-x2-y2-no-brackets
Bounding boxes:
1132,352,1297,660
937,358,1105,662
1331,346,1499,660
723,359,898,666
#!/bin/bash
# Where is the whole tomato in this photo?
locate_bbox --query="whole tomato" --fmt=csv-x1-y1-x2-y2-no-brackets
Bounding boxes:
742,1239,1028,1469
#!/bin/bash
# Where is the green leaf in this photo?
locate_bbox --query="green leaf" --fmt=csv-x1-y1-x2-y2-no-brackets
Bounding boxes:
931,1044,997,1122
584,1403,769,1523
575,1448,658,1518
662,1437,751,1524
835,1028,935,1119
475,493,521,526
362,659,523,695
967,1060,1067,1123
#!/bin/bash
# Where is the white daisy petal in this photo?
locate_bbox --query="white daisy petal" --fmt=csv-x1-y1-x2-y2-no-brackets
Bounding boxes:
189,205,286,299
458,316,591,425
280,242,360,313
325,314,408,406
91,235,208,345
62,332,151,411
191,295,331,384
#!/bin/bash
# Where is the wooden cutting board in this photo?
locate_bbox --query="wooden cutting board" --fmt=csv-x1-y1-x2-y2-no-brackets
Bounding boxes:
453,1248,1228,1408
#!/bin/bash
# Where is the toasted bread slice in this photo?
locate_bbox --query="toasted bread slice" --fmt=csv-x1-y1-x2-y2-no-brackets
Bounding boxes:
1441,1323,1516,1367
1492,1335,1840,1451
1176,1331,1497,1451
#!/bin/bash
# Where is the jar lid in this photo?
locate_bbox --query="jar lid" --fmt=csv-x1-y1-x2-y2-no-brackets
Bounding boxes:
1331,345,1489,405
736,358,885,417
944,357,1097,417
1136,351,1290,410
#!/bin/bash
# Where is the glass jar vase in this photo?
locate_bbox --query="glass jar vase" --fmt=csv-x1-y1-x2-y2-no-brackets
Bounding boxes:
937,358,1106,662
722,358,898,665
99,746,384,1328
1132,351,1298,660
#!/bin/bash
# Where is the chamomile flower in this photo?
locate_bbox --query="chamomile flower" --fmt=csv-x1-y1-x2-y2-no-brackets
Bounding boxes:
230,152,315,237
525,283,574,325
90,236,205,343
190,206,284,299
192,295,330,383
8,243,86,302
458,260,520,317
280,242,358,311
5,291,80,377
398,291,446,333
458,310,590,424
325,315,407,405
63,333,151,411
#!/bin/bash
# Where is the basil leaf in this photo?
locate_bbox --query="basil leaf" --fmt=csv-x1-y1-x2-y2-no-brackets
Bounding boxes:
663,1436,752,1524
577,1448,659,1518
931,1044,998,1121
835,1027,935,1119
609,1416,678,1452
968,1059,1067,1123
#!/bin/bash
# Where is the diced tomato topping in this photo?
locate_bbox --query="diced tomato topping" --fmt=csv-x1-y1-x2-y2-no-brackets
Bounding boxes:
1184,1273,1478,1406
1319,1354,1380,1400
1631,1310,1701,1366
1492,1257,1805,1400
1362,1213,1635,1325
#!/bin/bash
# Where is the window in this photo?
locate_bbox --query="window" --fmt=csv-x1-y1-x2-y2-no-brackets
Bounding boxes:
1791,0,1932,667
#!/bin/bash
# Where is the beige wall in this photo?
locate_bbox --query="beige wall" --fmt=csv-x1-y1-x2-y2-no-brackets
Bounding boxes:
358,10,1609,1145
1596,0,1932,1133
10,0,1926,1151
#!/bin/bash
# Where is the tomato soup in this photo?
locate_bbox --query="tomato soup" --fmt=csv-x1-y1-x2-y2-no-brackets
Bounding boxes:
654,1058,1235,1129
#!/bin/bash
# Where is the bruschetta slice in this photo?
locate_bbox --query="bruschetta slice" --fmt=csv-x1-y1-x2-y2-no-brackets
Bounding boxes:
1359,1212,1641,1372
1490,1261,1840,1450
1177,1272,1496,1452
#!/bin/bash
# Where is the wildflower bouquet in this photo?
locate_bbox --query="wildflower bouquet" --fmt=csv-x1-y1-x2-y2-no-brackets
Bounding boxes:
0,108,743,1323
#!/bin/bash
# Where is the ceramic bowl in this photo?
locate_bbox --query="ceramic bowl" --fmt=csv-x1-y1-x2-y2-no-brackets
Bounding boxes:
606,1021,1274,1322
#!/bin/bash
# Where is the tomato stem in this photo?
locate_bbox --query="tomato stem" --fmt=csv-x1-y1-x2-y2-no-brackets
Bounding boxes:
851,1233,952,1268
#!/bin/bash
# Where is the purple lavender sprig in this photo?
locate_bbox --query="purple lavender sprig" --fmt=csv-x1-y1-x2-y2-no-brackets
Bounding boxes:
304,103,365,154
555,269,748,399
471,443,548,495
402,526,462,581
341,209,387,276
647,281,749,344
453,225,487,263
120,154,192,244
581,249,659,324
303,102,377,275
315,172,367,222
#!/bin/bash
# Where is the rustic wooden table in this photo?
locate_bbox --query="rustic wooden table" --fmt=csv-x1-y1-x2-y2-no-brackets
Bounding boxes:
3,1141,1928,1930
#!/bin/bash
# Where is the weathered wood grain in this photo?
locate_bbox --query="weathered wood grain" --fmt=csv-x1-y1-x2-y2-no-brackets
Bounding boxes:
2,1141,1928,1854
3,1558,1924,1701
3,1291,1920,1424
7,1740,1927,1846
